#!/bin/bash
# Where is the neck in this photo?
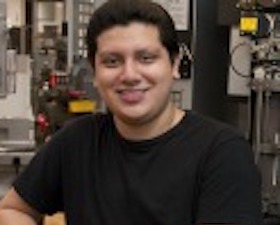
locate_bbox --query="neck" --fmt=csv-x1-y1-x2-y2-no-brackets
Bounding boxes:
114,104,185,141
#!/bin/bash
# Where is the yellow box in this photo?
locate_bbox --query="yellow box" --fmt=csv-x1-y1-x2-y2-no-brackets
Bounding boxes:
240,17,258,32
68,100,96,113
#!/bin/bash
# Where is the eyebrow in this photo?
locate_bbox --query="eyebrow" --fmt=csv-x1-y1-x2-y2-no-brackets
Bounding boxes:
97,47,161,57
96,51,121,59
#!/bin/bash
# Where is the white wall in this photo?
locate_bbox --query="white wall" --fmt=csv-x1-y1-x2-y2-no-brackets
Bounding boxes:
6,0,25,27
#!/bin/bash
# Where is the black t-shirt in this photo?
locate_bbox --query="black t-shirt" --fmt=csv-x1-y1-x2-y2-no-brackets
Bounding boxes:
13,111,262,225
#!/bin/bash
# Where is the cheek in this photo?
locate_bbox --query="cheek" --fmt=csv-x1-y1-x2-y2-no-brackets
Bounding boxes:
93,74,106,95
143,64,171,80
93,73,115,96
155,67,175,83
93,69,108,87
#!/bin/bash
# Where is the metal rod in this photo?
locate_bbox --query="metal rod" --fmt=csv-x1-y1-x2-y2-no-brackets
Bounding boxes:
255,82,264,163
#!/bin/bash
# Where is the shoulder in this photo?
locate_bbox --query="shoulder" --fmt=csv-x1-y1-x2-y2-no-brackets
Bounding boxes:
183,111,253,164
186,110,245,143
189,111,255,168
59,112,112,135
64,112,111,128
41,112,114,150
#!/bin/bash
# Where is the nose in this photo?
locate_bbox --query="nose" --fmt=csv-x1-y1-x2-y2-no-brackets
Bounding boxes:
120,59,141,84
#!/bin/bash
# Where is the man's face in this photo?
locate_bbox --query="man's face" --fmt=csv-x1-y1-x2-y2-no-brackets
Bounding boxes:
94,22,179,124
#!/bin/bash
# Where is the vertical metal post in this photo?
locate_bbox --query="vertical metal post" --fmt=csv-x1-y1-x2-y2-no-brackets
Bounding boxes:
19,0,26,54
32,0,39,76
66,0,74,71
255,82,263,163
0,0,7,97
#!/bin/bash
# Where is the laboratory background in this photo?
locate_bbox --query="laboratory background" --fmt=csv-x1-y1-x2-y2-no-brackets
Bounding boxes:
0,0,280,224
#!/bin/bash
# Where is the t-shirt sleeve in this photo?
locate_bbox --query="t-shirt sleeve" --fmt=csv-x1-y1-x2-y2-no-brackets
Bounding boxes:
13,132,65,215
196,135,262,225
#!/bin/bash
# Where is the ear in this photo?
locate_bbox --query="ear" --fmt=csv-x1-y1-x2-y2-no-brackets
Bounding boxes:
93,77,98,88
172,55,180,79
90,59,98,87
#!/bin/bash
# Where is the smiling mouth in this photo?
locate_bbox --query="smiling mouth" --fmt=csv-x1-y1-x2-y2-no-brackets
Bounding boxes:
117,89,148,104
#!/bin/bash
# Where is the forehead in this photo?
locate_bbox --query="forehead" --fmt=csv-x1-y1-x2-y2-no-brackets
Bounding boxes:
96,22,163,52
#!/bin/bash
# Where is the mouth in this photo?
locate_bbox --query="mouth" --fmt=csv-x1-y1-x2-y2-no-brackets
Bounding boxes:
117,88,149,104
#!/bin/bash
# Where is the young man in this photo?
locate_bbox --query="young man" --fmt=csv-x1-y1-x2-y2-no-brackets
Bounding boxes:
0,0,262,224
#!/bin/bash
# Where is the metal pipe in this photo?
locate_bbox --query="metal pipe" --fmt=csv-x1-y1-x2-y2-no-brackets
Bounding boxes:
263,81,271,143
255,81,264,163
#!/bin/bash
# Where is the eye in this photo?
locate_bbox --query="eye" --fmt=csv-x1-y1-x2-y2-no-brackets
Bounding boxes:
102,55,122,68
138,53,157,64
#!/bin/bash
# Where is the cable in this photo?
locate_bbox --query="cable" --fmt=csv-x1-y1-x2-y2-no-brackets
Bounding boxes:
229,41,252,78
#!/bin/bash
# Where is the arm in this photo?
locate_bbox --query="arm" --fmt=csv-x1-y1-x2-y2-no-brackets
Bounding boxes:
0,187,42,225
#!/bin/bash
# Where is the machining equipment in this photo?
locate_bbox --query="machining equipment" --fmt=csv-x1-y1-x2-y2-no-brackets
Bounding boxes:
228,1,280,222
33,61,99,145
0,0,35,198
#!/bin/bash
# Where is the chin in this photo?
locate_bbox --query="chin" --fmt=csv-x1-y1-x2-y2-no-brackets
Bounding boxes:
116,109,152,124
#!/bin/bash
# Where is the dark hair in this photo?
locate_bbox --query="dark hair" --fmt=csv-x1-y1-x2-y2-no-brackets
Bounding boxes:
86,0,179,67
